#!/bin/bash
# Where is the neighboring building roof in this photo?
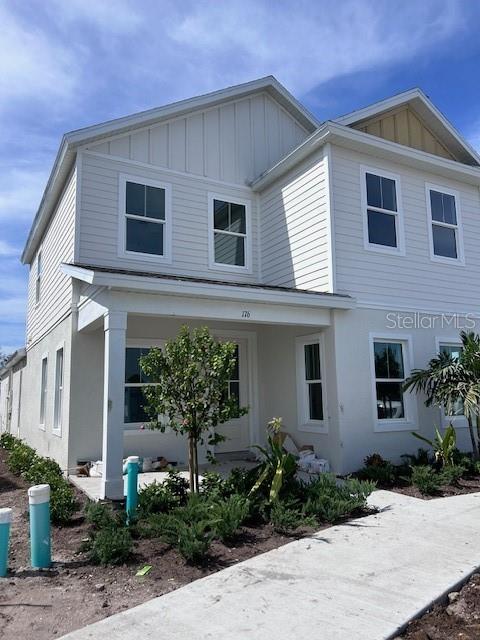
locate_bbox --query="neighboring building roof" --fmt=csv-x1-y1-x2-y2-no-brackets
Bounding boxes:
334,88,480,166
61,263,355,309
0,348,26,379
21,76,320,265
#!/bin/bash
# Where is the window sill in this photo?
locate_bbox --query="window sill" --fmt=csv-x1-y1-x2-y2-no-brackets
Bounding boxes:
208,261,252,275
374,420,417,433
52,429,62,438
364,243,405,257
429,255,465,267
123,426,171,435
298,421,328,435
118,250,172,264
39,424,46,432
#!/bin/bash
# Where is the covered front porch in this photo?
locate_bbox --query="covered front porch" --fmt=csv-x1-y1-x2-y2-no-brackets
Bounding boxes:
63,264,355,499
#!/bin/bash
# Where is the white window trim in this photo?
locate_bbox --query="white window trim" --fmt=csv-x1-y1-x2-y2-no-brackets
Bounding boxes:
52,342,64,437
435,336,467,428
360,165,405,256
425,183,465,266
208,192,252,274
124,339,164,430
35,249,42,307
118,173,172,264
296,333,328,434
369,333,417,432
39,352,48,431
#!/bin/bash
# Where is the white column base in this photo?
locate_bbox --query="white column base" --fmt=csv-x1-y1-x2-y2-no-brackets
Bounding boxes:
101,477,125,501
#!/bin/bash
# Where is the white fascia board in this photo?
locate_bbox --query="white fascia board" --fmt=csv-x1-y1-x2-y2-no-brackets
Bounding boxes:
61,264,355,310
334,88,424,125
252,121,480,191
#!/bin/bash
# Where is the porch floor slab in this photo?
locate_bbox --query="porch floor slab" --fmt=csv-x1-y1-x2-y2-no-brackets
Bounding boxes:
70,460,257,502
60,490,480,640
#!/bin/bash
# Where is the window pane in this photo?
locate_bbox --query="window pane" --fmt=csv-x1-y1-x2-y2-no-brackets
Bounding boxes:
432,224,457,259
145,186,165,220
304,343,321,381
126,218,164,255
54,349,64,429
440,344,461,360
231,345,239,380
125,348,153,383
124,387,149,423
126,181,145,216
214,232,245,266
367,210,397,247
380,177,397,212
40,358,47,423
366,173,382,208
229,381,240,408
430,190,456,225
214,200,230,230
374,342,404,379
230,203,246,234
308,383,323,420
376,382,404,419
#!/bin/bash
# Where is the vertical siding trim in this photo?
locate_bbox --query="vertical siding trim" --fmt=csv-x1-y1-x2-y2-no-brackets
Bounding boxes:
73,154,82,262
324,143,336,292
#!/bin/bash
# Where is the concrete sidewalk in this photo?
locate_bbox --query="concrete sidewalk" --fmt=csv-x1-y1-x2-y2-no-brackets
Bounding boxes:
61,490,480,640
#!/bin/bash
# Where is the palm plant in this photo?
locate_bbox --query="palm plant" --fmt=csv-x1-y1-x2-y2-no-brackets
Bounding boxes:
404,331,480,459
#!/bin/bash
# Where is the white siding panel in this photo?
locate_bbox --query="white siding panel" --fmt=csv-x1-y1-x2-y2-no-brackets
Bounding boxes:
78,153,259,283
26,169,76,346
86,93,309,185
331,144,480,311
259,149,331,291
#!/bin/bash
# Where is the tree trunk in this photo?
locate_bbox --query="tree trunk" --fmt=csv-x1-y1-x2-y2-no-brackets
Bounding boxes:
467,415,479,460
188,436,195,492
194,439,199,494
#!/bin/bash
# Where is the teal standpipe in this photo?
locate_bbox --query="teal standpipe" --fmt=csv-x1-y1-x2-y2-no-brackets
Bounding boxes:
126,455,139,522
28,484,51,569
0,507,13,577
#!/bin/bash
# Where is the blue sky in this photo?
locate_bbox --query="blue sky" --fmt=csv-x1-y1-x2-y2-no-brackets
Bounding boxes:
1,0,480,354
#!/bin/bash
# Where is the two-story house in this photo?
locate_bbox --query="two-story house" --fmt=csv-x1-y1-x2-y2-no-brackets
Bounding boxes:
2,76,480,499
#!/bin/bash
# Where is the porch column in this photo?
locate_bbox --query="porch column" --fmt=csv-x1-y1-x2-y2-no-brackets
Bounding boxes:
101,311,127,500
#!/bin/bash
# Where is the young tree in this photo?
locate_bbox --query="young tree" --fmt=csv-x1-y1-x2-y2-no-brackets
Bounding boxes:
140,326,248,492
404,331,480,459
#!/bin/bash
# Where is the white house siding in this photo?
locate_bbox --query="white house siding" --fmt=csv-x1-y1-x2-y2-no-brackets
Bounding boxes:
78,152,260,283
19,316,72,472
330,307,480,473
86,93,308,185
331,144,480,312
26,169,76,347
259,149,332,291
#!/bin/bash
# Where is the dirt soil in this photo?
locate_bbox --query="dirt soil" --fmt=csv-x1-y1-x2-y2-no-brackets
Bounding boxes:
396,572,480,639
0,448,294,640
388,475,480,500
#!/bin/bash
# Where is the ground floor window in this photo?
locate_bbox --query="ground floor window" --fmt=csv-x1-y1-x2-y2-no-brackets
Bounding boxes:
439,342,464,417
373,340,406,420
124,344,160,425
224,344,240,414
53,347,64,435
296,335,326,432
39,355,48,429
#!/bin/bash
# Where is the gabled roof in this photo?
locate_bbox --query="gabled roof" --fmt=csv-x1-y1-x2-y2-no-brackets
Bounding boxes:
22,76,319,264
334,88,480,166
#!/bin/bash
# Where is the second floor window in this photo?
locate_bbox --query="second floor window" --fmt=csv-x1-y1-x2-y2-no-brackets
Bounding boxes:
35,251,42,304
426,186,463,263
121,176,171,260
210,196,250,270
362,168,404,255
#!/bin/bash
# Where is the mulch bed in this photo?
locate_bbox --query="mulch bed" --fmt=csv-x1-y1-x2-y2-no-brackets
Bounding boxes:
0,447,296,640
395,572,480,639
384,475,480,500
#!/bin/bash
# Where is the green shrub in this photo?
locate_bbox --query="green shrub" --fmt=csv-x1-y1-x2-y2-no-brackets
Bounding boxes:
401,448,431,467
150,512,213,563
223,467,257,497
162,471,189,506
50,482,77,525
270,502,315,535
138,480,179,517
23,456,63,485
210,495,249,543
303,474,375,523
356,454,397,486
7,441,37,475
89,527,133,566
85,501,118,530
0,433,17,450
411,465,441,495
200,471,228,499
439,464,465,486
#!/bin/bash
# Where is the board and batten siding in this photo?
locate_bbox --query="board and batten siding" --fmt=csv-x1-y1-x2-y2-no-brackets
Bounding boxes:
26,169,76,346
78,152,259,282
331,144,480,312
85,93,308,185
259,149,332,291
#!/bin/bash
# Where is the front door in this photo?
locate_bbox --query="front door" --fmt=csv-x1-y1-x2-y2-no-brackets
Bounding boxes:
215,339,250,453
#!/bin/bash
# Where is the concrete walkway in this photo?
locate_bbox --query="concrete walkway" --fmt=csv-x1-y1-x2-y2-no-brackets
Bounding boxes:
61,490,480,640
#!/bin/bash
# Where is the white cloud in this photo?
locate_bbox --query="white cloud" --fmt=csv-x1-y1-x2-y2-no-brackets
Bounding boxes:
0,241,19,257
0,167,49,221
47,0,143,33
